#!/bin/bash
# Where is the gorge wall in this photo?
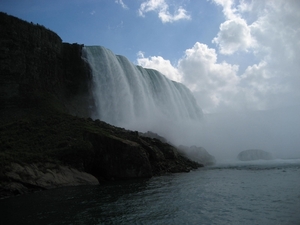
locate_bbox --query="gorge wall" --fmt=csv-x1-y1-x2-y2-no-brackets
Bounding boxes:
0,12,93,118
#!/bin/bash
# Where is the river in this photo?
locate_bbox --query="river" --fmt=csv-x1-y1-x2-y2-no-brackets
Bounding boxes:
1,159,300,225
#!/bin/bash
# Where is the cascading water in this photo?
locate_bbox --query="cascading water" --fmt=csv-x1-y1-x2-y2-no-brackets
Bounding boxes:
82,46,202,139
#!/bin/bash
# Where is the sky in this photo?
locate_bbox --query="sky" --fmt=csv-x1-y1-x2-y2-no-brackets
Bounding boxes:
1,0,299,114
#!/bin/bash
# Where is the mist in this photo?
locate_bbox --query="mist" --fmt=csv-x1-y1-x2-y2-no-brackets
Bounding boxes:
188,106,300,162
141,105,300,163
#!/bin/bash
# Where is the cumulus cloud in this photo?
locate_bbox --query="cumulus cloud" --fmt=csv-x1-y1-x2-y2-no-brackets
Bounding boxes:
138,0,191,23
178,43,239,111
115,0,128,9
212,17,254,54
212,0,255,55
239,0,300,110
212,0,236,19
137,0,300,113
137,51,182,82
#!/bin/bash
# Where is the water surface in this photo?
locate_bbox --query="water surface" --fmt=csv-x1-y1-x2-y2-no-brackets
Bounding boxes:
1,159,299,225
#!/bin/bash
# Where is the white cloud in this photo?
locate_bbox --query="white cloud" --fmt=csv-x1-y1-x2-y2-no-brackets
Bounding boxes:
178,42,239,111
137,51,182,82
138,0,191,23
212,0,255,55
212,17,254,54
137,0,300,113
205,0,300,111
240,0,300,109
115,0,128,9
212,0,235,18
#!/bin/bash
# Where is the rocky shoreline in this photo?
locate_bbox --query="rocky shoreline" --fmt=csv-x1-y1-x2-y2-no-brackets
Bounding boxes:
0,162,99,198
0,111,203,198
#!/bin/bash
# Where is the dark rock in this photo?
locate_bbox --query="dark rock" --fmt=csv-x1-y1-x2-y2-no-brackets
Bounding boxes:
0,163,99,198
139,138,202,175
237,149,273,161
0,12,94,117
0,113,203,197
139,131,168,143
87,132,153,180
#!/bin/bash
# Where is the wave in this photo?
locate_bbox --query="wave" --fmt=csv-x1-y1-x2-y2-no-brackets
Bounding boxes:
204,158,300,171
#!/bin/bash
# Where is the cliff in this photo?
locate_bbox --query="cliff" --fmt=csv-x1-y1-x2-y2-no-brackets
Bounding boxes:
0,12,93,117
0,12,202,198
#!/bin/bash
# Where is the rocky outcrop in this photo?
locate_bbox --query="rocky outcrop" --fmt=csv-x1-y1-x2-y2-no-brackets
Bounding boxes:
87,132,153,179
237,149,273,161
178,145,216,166
0,163,99,197
86,120,202,180
137,136,202,175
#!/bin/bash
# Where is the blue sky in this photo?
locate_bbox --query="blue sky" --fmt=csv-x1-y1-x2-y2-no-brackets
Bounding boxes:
1,0,300,113
0,0,223,63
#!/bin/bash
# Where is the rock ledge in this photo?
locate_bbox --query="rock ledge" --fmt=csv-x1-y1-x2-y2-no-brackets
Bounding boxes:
1,163,99,197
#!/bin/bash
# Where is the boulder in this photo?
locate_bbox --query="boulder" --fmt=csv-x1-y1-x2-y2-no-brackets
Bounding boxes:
237,149,273,161
1,163,99,197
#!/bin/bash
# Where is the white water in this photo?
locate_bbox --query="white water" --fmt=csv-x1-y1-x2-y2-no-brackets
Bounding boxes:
82,46,202,137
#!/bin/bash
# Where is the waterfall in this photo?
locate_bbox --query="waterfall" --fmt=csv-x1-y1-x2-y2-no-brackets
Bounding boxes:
82,46,202,136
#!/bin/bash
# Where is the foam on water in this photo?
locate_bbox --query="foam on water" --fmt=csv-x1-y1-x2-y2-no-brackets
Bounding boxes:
210,158,300,170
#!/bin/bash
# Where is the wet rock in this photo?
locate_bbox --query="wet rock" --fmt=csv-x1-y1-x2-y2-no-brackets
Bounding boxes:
0,163,99,197
87,133,153,180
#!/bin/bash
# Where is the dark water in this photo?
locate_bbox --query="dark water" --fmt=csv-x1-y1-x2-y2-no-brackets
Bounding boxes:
1,159,300,225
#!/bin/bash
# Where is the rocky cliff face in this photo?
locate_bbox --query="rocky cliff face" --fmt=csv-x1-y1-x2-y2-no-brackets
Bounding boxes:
0,12,93,117
0,12,203,198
